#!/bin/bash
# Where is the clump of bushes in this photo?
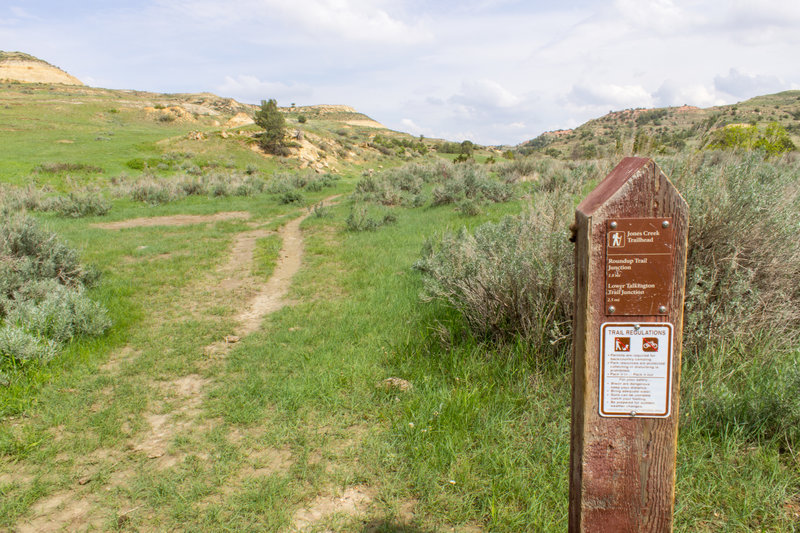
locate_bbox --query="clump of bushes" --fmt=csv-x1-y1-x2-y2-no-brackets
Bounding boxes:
34,162,104,174
704,122,796,155
414,191,574,358
6,281,110,343
431,164,514,206
351,161,516,210
415,152,800,364
345,204,398,232
0,185,111,219
279,191,304,204
122,173,269,205
664,152,800,355
119,170,338,206
266,171,339,195
0,185,43,214
42,192,111,218
352,172,418,207
1,215,109,376
129,179,176,205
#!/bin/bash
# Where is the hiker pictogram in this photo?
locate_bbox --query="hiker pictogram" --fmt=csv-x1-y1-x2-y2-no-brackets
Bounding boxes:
609,231,625,248
614,337,630,351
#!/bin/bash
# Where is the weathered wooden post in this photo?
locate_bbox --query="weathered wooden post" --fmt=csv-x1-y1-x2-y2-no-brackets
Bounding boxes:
569,157,689,532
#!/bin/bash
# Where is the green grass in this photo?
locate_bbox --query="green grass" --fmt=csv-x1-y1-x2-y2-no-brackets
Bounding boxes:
1,105,799,531
253,234,283,279
3,185,799,530
0,84,286,188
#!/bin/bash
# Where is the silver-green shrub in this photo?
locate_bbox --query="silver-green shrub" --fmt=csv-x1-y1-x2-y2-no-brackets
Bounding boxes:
6,281,111,343
1,215,110,371
417,152,800,361
0,325,59,366
662,152,800,354
414,192,574,357
0,214,97,297
42,192,111,218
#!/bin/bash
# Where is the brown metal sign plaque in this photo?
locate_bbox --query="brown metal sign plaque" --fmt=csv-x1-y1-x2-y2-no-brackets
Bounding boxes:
605,217,674,316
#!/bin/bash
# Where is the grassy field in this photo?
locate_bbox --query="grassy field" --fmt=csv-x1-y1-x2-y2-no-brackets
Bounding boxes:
2,83,800,531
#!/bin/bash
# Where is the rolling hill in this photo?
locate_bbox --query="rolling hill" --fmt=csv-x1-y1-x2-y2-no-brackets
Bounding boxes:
0,52,434,188
519,91,800,159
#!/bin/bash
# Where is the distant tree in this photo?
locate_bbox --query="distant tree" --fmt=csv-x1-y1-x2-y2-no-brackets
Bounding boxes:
254,99,286,154
460,140,474,156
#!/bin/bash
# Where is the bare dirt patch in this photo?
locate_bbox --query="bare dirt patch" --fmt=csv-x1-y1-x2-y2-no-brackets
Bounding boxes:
133,374,210,466
99,345,140,373
292,485,375,531
16,491,101,533
218,229,271,289
249,447,293,477
0,468,34,487
92,211,250,230
225,112,254,128
346,119,386,129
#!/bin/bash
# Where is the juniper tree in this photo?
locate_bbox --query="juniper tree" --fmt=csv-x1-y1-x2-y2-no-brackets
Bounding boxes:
254,99,286,154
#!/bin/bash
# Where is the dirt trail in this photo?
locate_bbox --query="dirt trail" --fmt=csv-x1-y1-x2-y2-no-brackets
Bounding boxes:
14,200,340,532
236,210,309,335
91,211,250,230
134,205,321,462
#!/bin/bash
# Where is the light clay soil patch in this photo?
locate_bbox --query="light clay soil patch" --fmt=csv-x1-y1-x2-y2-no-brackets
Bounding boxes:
15,491,101,533
292,486,376,531
133,374,209,467
91,211,250,230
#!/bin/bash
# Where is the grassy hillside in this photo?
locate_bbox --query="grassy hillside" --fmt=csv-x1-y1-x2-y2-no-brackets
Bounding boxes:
0,81,448,190
520,91,800,159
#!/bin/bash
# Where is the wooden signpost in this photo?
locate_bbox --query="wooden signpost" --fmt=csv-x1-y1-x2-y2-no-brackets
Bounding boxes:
569,157,689,532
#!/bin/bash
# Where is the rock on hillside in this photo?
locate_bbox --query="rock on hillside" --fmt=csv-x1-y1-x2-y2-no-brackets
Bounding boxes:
0,51,83,86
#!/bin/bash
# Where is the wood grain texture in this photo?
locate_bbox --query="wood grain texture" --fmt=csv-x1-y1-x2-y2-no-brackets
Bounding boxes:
569,158,689,532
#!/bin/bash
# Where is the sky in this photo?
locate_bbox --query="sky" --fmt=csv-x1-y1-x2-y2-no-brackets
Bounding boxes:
2,0,800,145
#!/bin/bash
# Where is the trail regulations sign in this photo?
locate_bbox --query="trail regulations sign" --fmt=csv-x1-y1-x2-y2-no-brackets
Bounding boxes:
599,322,673,418
569,158,688,533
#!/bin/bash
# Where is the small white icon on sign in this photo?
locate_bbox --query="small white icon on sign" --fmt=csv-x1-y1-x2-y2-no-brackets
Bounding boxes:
609,231,625,248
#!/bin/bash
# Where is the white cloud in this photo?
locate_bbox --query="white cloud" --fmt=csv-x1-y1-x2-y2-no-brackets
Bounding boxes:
451,79,521,110
568,83,654,110
654,80,728,107
217,75,312,104
400,118,426,135
268,0,432,45
156,0,431,45
612,0,695,34
8,6,37,20
0,5,35,25
714,68,787,99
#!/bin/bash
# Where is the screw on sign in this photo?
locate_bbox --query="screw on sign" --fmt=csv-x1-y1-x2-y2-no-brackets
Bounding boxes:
569,158,688,532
